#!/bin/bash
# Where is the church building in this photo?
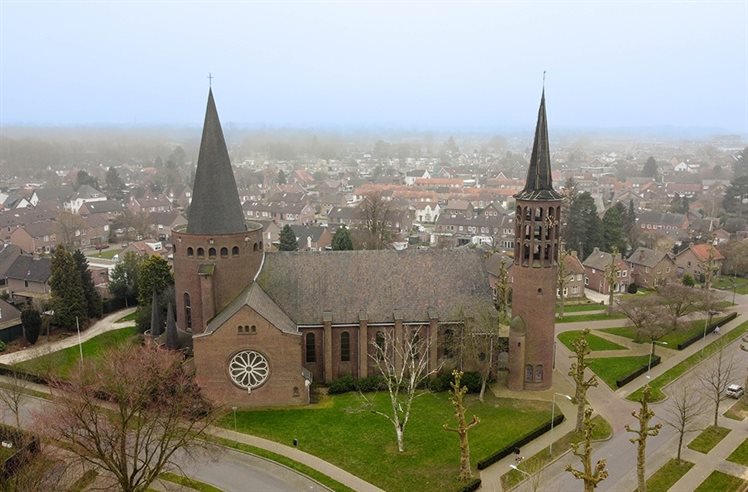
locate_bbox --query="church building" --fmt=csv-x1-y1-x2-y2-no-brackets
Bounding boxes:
172,88,560,407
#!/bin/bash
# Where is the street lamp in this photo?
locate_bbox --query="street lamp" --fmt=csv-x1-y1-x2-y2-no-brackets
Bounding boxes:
701,310,719,352
509,464,532,478
647,341,668,377
550,393,572,455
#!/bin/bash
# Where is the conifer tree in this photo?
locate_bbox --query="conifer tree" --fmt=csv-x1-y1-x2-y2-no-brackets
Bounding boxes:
332,226,354,251
73,249,102,318
50,245,87,329
279,225,298,251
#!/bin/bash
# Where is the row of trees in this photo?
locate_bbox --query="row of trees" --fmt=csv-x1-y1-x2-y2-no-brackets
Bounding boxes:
278,225,355,251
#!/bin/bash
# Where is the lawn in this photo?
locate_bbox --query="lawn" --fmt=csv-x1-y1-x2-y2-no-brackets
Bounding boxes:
645,459,694,492
600,316,731,348
158,472,222,492
557,303,604,313
727,437,748,466
557,311,627,323
713,276,748,295
627,320,748,402
694,470,747,492
116,311,138,323
587,355,652,389
93,248,122,259
15,326,139,379
557,331,627,352
725,399,748,421
687,425,731,454
219,391,553,492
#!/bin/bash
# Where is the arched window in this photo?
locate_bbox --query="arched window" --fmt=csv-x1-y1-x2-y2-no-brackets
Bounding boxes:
253,243,259,252
208,247,216,258
197,247,205,257
187,247,194,257
305,333,316,363
535,365,544,382
259,241,263,250
232,246,239,257
220,247,228,258
443,329,454,358
375,331,385,360
525,365,533,382
172,244,177,254
340,331,350,362
183,293,192,330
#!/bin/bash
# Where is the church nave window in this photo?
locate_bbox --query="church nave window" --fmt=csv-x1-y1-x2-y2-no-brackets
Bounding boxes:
220,247,228,258
340,331,350,362
305,333,316,363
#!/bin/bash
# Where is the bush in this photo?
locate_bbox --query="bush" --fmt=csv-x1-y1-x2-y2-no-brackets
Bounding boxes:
628,283,639,294
21,307,42,345
0,340,5,353
428,372,454,392
328,375,356,394
461,372,482,393
682,274,695,287
615,356,661,387
477,413,565,469
327,375,386,394
458,478,481,492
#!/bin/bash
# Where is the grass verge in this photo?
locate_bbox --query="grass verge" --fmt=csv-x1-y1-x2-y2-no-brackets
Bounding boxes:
694,470,747,492
116,311,138,323
713,276,748,295
500,415,612,490
557,331,628,352
557,312,626,323
158,472,222,492
557,303,604,313
645,459,693,492
600,315,731,348
724,399,748,421
587,355,652,389
687,425,730,454
218,392,552,492
627,320,748,402
726,437,748,466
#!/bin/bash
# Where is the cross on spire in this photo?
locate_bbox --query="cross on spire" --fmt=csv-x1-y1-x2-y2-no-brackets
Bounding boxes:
208,72,214,88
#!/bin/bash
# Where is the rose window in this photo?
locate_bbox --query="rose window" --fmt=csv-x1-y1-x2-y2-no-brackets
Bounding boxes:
228,351,269,389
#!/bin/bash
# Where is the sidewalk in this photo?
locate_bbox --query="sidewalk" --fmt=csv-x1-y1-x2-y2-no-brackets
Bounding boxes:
0,307,137,365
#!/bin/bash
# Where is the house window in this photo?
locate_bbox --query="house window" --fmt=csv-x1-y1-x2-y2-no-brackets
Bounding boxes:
232,246,239,256
208,247,216,258
184,293,192,330
666,267,671,273
220,247,228,258
340,331,350,362
305,333,316,363
253,243,259,252
622,271,627,277
525,365,533,382
197,248,204,257
584,277,589,286
24,280,29,288
535,365,544,382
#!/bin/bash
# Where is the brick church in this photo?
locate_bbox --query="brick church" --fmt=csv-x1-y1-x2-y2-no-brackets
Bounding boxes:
171,89,560,407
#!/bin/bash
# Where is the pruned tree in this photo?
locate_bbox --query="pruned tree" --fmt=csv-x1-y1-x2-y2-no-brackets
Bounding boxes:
367,327,440,452
557,246,569,318
73,249,102,319
0,374,30,428
36,344,217,492
604,248,621,316
662,384,706,462
109,251,143,306
625,385,662,492
568,329,599,432
50,245,88,329
697,347,735,426
565,407,608,492
443,370,480,481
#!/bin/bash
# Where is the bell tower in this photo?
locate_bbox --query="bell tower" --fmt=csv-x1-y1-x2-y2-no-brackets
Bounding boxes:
508,89,562,391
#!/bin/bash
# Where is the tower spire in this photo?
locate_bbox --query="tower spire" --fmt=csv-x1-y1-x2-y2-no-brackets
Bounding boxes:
187,89,246,234
515,87,562,201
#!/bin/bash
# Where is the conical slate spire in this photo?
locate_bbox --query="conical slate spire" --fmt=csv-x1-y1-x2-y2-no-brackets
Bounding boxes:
187,89,247,234
515,89,563,201
149,290,162,337
165,302,178,350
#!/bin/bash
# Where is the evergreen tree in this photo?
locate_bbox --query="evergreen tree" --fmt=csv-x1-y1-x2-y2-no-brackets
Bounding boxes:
137,256,174,306
602,205,627,254
565,192,602,259
21,307,42,345
105,167,126,197
109,252,143,305
642,156,658,179
279,225,298,251
73,249,102,318
732,147,747,179
277,170,287,185
332,226,353,251
722,175,748,215
50,245,87,329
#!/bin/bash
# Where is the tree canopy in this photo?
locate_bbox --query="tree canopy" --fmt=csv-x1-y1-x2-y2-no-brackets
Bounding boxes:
50,245,88,329
564,192,602,259
332,226,354,251
279,225,299,251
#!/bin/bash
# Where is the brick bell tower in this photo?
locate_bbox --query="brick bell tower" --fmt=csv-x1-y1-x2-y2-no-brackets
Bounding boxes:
508,88,563,391
173,89,264,335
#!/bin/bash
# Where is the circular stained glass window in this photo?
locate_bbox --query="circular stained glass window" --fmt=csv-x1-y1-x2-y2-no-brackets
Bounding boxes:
228,350,269,389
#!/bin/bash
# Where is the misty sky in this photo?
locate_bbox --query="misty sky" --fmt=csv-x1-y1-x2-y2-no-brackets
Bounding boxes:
1,1,746,133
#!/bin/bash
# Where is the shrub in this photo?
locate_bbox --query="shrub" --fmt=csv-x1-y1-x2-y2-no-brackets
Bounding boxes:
0,340,6,353
327,375,386,394
458,478,482,492
428,372,454,392
328,375,356,394
461,372,482,393
21,307,42,345
682,274,695,287
628,283,639,294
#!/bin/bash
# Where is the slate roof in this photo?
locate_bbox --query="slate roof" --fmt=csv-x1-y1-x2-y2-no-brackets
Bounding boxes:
485,253,513,277
289,225,327,245
257,249,494,325
186,89,246,235
80,200,124,214
627,247,672,268
5,255,51,283
515,90,563,201
637,211,687,227
0,298,21,330
0,244,22,277
583,248,624,271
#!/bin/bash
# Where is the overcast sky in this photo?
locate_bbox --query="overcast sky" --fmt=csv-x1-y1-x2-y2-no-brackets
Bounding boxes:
1,1,746,133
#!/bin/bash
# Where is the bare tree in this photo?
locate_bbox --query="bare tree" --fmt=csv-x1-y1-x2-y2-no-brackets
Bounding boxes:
465,307,500,402
368,327,440,452
565,407,608,492
697,347,735,426
557,246,569,318
56,212,85,247
443,370,480,482
625,385,662,492
0,447,78,491
494,259,511,321
604,248,621,316
359,192,393,249
617,296,670,356
657,283,709,331
36,344,217,492
569,329,599,432
662,384,706,462
0,374,30,428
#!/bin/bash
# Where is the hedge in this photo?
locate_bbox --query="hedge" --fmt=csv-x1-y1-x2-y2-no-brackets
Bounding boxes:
615,355,661,388
676,312,738,350
458,478,481,492
327,371,485,395
0,363,49,386
476,413,564,470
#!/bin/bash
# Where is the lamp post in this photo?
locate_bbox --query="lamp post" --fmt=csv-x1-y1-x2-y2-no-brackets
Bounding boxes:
701,310,718,352
550,393,572,455
510,464,532,478
647,341,668,377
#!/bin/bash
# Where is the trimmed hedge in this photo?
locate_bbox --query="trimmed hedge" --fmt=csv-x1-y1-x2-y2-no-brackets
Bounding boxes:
458,478,481,492
615,355,660,388
476,413,564,470
676,312,738,350
327,371,485,395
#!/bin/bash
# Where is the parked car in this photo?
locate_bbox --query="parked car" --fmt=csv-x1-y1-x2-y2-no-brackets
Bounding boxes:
726,384,744,399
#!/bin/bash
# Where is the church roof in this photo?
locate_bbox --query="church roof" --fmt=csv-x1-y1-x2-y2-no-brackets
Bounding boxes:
186,89,247,235
515,90,563,201
202,282,297,336
257,249,494,325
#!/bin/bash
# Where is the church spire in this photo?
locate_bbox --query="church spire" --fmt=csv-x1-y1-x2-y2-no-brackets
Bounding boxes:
187,89,246,234
515,89,562,201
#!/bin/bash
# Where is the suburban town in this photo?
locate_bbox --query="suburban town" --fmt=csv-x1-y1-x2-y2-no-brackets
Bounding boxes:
1,2,746,492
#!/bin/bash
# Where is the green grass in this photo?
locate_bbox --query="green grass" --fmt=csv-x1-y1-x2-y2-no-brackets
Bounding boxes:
557,311,627,323
116,311,138,323
587,355,652,389
713,276,748,295
694,470,747,492
601,316,732,348
687,425,731,454
500,415,612,489
725,399,748,421
558,303,604,313
645,459,694,492
15,326,139,379
727,437,748,466
94,248,122,259
627,320,748,402
218,392,553,492
68,470,99,492
557,331,628,352
159,472,222,492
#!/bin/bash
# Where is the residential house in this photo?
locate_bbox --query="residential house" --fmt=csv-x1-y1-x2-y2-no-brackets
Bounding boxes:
582,247,631,294
413,201,440,223
5,255,52,303
404,170,430,186
637,211,690,238
10,221,58,253
242,201,315,225
66,185,107,214
434,206,514,251
78,199,125,218
0,244,22,288
560,252,586,299
129,195,172,214
121,240,170,259
0,298,22,343
255,220,282,251
148,211,187,241
289,225,333,251
626,246,677,288
674,243,725,281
